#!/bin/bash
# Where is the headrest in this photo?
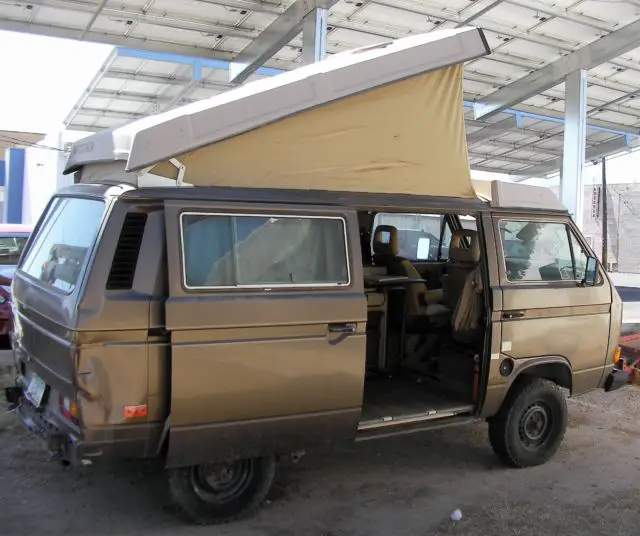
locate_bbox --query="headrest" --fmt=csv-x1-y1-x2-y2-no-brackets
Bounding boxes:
450,229,480,264
372,225,399,257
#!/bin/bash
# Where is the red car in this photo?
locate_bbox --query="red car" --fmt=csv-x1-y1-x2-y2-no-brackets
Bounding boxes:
0,224,33,337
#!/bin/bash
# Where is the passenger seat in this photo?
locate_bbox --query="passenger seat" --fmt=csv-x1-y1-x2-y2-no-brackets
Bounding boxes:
444,230,484,344
443,230,480,311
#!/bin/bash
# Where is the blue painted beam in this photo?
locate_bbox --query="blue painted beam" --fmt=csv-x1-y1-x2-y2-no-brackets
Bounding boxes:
116,47,284,77
4,148,25,224
0,160,4,187
463,100,638,139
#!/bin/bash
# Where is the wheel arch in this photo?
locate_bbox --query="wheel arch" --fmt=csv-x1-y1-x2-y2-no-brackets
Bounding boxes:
509,356,573,395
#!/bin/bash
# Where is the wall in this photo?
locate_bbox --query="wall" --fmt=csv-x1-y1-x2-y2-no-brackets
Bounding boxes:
21,130,89,225
22,132,61,225
582,183,640,274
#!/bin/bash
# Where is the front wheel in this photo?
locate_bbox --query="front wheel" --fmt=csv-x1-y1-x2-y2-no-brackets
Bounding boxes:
168,456,276,525
488,377,567,468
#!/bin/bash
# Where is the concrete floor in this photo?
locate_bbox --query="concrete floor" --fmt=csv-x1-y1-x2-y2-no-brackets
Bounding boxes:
1,274,639,534
1,361,639,536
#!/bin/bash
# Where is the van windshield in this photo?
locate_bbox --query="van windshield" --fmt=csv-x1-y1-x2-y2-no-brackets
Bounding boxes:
20,197,105,294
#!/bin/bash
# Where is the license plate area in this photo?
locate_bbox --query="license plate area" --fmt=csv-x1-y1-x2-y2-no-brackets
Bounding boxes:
25,373,49,408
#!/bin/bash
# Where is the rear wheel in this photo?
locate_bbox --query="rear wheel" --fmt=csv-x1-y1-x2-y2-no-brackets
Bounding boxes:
488,377,567,468
168,456,276,525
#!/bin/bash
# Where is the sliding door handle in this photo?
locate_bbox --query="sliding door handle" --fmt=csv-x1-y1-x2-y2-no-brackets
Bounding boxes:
503,311,525,320
328,322,357,333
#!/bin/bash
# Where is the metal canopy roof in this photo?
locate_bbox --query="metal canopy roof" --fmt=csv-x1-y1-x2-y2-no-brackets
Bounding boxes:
2,0,640,178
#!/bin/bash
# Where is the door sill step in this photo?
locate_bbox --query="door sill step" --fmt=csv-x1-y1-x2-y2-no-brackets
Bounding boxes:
357,404,475,431
356,414,479,442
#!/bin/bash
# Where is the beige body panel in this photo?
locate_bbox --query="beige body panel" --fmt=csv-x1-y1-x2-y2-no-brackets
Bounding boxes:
481,213,616,417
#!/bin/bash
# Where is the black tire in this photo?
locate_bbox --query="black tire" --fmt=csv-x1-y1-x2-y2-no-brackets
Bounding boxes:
168,456,276,525
488,376,567,468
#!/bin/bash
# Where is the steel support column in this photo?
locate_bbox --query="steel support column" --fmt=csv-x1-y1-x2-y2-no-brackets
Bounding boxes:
561,70,587,227
302,8,328,64
4,148,25,224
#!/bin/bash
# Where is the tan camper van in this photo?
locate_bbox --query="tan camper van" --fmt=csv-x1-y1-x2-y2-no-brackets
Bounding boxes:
4,27,627,525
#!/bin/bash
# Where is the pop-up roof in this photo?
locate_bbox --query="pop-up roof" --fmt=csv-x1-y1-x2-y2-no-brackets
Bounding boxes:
66,27,490,198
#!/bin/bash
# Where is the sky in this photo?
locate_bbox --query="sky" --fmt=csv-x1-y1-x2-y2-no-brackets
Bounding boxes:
0,30,112,133
0,29,638,186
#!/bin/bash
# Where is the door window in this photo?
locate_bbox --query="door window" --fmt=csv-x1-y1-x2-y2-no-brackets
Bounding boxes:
181,213,350,289
499,220,586,283
568,231,589,280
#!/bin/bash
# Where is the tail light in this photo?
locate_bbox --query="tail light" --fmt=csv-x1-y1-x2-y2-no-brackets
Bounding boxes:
59,395,80,425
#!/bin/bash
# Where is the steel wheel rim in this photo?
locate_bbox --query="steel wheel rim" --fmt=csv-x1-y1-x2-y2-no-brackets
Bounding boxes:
191,460,254,504
519,402,552,448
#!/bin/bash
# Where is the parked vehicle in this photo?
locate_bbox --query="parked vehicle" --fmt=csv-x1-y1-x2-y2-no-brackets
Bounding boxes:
4,27,626,526
0,224,32,339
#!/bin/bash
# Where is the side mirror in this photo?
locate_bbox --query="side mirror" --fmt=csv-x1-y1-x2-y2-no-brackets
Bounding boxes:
582,256,598,287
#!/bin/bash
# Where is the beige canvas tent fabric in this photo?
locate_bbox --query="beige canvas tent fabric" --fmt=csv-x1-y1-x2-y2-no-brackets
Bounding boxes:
150,64,476,198
472,179,493,199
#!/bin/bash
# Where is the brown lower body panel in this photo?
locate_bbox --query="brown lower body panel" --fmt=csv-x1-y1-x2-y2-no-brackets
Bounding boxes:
82,423,165,460
167,408,361,468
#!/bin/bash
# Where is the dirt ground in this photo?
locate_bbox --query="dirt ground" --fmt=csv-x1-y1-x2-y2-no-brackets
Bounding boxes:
1,353,640,536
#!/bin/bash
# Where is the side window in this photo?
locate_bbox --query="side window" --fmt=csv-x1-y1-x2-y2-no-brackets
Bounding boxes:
372,213,452,261
568,231,589,280
181,213,349,289
499,220,583,282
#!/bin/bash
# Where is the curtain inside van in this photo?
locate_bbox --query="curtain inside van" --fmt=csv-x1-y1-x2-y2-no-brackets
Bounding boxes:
182,215,349,288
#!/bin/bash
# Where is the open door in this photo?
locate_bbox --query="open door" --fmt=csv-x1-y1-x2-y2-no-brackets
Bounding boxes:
488,213,613,401
163,200,367,467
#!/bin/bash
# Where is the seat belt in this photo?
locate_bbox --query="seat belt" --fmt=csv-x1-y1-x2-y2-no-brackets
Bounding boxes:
451,266,484,333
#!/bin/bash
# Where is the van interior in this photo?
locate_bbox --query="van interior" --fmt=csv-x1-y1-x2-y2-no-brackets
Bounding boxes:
357,210,488,432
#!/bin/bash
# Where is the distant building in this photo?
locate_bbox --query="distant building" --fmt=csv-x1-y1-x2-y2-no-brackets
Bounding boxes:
0,130,45,159
0,130,46,222
582,183,640,274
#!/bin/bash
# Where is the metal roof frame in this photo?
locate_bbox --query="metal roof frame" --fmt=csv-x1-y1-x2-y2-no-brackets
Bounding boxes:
2,0,640,178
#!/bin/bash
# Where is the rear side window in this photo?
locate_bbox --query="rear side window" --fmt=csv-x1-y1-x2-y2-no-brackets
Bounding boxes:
20,197,105,293
181,213,350,289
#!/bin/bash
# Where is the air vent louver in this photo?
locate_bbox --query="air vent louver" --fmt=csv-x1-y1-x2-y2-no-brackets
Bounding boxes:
106,212,147,290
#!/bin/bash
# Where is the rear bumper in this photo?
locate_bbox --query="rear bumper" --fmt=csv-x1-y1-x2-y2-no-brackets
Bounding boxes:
5,386,83,465
603,368,628,393
4,385,163,466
